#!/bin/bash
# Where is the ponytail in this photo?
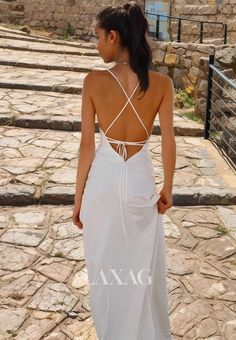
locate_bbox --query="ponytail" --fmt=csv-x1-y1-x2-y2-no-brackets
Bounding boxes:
95,1,152,97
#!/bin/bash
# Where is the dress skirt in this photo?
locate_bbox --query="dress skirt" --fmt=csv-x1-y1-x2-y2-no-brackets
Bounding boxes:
80,131,172,340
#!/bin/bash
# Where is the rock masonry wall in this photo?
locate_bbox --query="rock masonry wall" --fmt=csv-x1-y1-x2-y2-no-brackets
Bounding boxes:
171,0,236,44
149,39,235,119
0,1,235,43
0,0,145,40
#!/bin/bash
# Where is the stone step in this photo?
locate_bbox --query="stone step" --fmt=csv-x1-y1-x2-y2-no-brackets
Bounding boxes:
0,88,204,136
1,184,234,206
0,64,205,139
0,38,99,56
0,48,102,71
0,126,235,206
0,65,87,94
0,25,97,49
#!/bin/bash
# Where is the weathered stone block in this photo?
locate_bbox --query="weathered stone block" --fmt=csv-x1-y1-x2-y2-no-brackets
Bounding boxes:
153,49,165,64
199,5,218,15
164,53,180,65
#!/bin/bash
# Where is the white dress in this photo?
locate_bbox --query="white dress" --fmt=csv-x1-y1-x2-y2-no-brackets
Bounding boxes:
80,68,172,340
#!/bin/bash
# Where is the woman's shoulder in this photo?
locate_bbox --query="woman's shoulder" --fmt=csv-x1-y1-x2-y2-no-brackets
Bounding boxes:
82,70,107,90
88,69,171,78
85,69,108,81
85,69,172,88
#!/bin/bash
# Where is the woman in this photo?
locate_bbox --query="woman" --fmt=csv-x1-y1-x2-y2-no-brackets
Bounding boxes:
72,1,176,339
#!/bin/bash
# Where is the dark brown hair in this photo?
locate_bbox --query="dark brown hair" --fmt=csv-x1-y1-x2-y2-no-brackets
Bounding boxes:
95,1,152,97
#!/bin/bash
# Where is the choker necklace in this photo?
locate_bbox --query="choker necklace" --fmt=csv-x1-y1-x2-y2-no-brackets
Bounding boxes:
115,61,129,65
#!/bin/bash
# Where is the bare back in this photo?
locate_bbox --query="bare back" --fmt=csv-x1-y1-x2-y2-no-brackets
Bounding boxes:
90,68,167,160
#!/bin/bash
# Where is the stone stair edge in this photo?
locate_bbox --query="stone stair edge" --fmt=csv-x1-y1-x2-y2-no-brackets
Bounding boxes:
0,59,93,72
0,185,235,206
0,116,204,136
0,44,99,56
0,26,97,49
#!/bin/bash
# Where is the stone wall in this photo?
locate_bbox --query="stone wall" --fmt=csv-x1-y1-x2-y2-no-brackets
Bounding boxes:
0,1,235,43
170,0,236,45
0,0,145,40
148,39,236,119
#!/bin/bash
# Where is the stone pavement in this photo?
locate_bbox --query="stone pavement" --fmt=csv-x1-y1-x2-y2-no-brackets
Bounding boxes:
0,26,97,49
0,48,102,71
0,65,88,94
0,126,235,206
0,26,236,340
0,38,99,56
0,88,203,136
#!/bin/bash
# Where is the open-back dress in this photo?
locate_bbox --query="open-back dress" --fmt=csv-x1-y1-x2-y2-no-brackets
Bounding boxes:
80,68,172,340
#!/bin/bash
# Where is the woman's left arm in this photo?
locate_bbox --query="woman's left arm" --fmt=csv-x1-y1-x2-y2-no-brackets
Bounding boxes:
73,72,96,227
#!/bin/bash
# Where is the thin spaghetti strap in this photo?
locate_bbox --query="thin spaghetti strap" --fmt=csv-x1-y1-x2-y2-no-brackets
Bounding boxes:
104,101,130,135
104,69,140,136
107,69,139,99
105,69,150,139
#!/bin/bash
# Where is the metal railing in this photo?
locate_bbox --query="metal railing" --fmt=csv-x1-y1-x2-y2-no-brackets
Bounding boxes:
204,54,236,168
144,12,227,44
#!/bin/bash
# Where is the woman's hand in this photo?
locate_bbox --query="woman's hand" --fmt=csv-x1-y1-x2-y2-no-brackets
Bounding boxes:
72,204,83,229
157,186,173,214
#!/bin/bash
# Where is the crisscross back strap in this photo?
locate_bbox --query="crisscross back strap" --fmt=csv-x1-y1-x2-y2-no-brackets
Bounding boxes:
105,69,150,139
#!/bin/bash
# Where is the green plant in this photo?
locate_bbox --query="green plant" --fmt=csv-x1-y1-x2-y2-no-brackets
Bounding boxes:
183,110,203,124
57,300,65,305
175,88,194,109
6,330,18,337
210,130,222,141
63,21,74,39
55,251,63,257
216,225,229,234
